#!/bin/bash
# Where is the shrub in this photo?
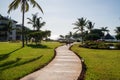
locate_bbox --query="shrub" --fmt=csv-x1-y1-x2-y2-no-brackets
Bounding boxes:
82,41,110,49
115,43,120,49
98,43,109,49
115,33,120,40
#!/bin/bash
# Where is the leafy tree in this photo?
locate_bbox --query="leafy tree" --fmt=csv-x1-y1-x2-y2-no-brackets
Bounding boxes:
8,0,43,47
90,29,104,39
44,30,51,41
84,33,101,41
73,17,88,44
72,33,81,39
28,31,43,44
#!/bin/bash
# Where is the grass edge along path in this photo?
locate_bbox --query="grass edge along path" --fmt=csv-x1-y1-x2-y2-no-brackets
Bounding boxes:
71,44,120,80
0,42,61,80
70,45,87,80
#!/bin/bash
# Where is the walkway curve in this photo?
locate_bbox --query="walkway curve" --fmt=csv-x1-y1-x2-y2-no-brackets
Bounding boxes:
20,45,82,80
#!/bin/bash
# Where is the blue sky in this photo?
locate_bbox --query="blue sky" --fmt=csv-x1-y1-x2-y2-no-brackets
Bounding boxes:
0,0,120,39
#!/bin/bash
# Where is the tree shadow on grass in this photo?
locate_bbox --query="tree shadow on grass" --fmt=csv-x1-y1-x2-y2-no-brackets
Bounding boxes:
0,58,21,67
0,55,43,80
0,55,43,71
27,44,51,49
0,47,23,61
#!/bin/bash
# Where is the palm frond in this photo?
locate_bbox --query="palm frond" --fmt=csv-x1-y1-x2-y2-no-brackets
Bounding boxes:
27,18,33,22
27,22,33,24
73,27,79,29
8,0,21,13
25,1,29,12
29,0,43,14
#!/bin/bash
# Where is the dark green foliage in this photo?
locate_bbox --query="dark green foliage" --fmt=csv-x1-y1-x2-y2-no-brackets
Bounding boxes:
28,31,43,44
82,41,109,49
90,29,104,38
72,33,81,39
115,27,120,34
28,30,51,44
115,33,120,40
115,43,120,49
84,34,100,41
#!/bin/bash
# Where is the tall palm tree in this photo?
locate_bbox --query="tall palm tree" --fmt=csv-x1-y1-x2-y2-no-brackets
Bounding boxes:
87,21,95,33
27,13,38,30
73,17,88,44
36,17,46,31
8,0,43,47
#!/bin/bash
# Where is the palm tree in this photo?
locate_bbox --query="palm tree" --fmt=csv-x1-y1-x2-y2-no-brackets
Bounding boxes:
73,17,88,44
27,13,38,30
8,0,43,47
87,21,95,33
101,27,109,36
36,17,46,31
101,27,109,40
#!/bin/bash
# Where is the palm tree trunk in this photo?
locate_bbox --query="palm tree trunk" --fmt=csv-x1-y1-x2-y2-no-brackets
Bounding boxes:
22,0,25,47
81,31,83,45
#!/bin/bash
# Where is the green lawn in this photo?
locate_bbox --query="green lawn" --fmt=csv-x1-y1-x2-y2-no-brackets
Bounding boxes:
71,44,120,80
0,42,61,80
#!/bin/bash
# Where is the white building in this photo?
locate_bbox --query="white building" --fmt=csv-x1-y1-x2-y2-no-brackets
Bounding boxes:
0,15,22,41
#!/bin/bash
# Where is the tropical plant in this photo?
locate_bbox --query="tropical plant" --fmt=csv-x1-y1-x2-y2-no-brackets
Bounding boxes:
8,0,43,47
84,33,100,41
36,17,46,31
91,29,104,39
101,27,109,36
73,17,88,44
43,30,51,41
87,21,95,33
27,13,38,30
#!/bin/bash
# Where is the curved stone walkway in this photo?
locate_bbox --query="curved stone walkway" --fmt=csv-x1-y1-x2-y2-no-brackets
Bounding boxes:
20,45,82,80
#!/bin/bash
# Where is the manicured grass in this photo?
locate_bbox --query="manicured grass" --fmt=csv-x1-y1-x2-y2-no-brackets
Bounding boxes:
71,44,120,80
0,42,61,80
